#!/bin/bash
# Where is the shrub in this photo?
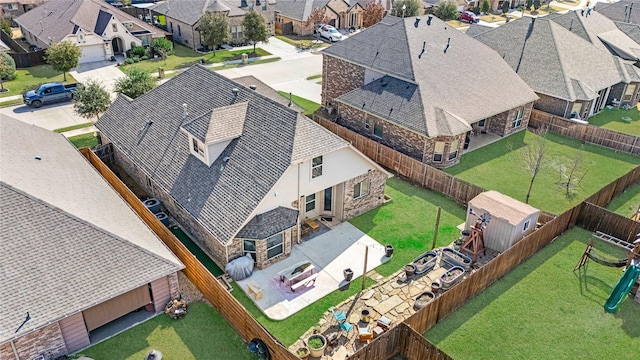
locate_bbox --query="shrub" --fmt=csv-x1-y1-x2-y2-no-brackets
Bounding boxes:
132,56,140,63
0,52,17,81
1,18,11,36
151,38,173,59
125,58,135,64
131,46,146,57
141,55,148,60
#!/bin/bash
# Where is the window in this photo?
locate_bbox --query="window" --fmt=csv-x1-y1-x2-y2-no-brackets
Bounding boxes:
112,23,118,32
305,194,316,212
373,123,383,138
448,139,459,161
511,108,523,128
312,156,323,178
478,119,485,127
178,24,181,36
7,3,18,10
78,33,84,41
243,240,256,261
192,138,204,156
232,25,243,40
350,13,357,27
433,141,444,162
364,119,370,129
523,219,531,232
170,22,173,33
353,179,370,199
266,233,284,259
624,84,637,101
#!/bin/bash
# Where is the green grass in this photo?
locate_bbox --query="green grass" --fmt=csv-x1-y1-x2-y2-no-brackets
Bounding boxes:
306,74,322,80
170,226,223,277
68,133,99,149
54,122,94,133
73,302,253,360
277,91,320,115
425,227,639,359
350,177,466,277
588,107,640,136
121,44,271,72
0,98,24,107
275,35,330,49
446,130,640,214
0,65,77,98
607,181,640,217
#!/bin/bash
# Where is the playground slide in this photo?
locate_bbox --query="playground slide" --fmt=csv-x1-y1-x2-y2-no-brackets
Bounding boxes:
604,261,640,313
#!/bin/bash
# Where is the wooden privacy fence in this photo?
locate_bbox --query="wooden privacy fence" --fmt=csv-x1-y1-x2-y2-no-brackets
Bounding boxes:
316,116,484,206
529,109,640,155
576,202,640,244
584,166,640,207
79,149,299,360
347,323,453,360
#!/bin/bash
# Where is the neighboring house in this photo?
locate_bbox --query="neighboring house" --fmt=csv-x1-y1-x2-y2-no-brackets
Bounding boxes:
273,0,363,36
321,15,538,168
0,0,46,19
0,117,184,360
0,38,9,51
14,0,166,63
150,0,275,50
473,17,640,120
96,65,390,270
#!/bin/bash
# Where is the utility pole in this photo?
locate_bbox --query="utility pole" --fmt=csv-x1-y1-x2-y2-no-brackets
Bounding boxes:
362,245,369,291
432,207,441,250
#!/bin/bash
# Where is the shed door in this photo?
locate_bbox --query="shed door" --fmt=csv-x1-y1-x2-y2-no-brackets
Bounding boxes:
83,285,151,331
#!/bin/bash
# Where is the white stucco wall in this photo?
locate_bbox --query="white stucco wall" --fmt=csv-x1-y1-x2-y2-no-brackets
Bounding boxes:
101,16,142,51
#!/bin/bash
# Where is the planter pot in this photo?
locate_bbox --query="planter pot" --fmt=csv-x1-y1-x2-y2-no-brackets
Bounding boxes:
385,245,394,258
413,250,438,274
440,247,472,270
306,334,327,358
413,291,435,310
404,264,416,277
440,266,465,290
361,309,371,322
431,281,441,295
343,268,354,282
296,346,310,360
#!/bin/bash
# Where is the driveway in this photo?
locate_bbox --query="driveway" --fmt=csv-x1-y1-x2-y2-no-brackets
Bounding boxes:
69,59,125,95
0,102,89,131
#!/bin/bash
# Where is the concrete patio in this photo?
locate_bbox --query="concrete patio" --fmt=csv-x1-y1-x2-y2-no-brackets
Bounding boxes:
236,222,387,320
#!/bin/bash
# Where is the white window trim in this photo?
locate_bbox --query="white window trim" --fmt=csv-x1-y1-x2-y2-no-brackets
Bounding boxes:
354,179,370,199
373,123,383,138
433,141,444,163
448,139,459,161
305,194,316,212
266,233,284,260
243,239,257,261
311,156,323,178
512,108,524,128
523,219,531,232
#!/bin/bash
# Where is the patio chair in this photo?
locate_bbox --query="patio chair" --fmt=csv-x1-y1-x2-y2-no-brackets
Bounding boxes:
358,325,373,343
330,308,353,332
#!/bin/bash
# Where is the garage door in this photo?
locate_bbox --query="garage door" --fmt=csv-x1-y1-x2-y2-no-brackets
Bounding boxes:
80,44,105,64
83,285,151,331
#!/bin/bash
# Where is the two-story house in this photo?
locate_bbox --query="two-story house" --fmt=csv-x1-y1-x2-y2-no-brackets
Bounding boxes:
273,0,364,36
321,15,539,168
96,65,389,270
14,0,166,63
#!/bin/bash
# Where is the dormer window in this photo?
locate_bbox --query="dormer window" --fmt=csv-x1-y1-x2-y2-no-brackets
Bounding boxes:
112,23,118,32
192,138,205,156
312,156,323,178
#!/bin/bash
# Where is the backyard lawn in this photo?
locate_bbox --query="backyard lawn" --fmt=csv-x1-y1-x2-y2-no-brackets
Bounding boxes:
278,91,321,115
72,302,253,360
588,107,640,137
607,182,640,217
68,133,99,149
447,130,640,214
425,227,640,360
120,44,271,73
0,65,76,99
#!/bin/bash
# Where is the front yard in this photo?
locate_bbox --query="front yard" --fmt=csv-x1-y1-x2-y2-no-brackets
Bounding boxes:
0,65,77,99
447,130,640,214
73,302,254,360
588,107,640,137
425,227,640,359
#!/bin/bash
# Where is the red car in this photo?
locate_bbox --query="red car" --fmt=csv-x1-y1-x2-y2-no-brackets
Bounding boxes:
459,11,480,23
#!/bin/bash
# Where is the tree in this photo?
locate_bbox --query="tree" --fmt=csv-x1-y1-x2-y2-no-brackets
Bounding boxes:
559,151,587,197
392,0,423,17
362,1,385,28
481,0,492,14
151,37,173,59
114,68,155,99
73,78,111,123
533,0,541,10
45,41,81,81
242,10,269,54
501,0,510,14
1,18,11,35
0,52,16,80
305,8,330,39
525,0,533,10
199,11,229,55
434,0,458,21
523,129,547,204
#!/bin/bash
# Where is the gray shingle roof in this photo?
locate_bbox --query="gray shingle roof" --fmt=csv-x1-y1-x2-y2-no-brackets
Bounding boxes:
182,102,248,143
473,17,624,102
152,0,247,25
615,22,640,45
324,15,538,138
0,118,183,345
272,0,330,21
464,23,494,37
597,0,640,24
14,0,164,45
96,65,346,245
232,75,304,111
236,206,299,239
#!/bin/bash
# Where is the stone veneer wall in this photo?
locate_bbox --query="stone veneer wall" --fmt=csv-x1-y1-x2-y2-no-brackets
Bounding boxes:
422,133,466,168
342,169,387,219
0,323,67,360
322,55,365,106
229,228,294,269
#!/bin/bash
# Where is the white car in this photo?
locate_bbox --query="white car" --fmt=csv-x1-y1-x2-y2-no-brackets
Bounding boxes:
317,24,344,42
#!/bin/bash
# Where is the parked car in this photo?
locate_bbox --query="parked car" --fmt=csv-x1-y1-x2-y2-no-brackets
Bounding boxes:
458,11,480,24
317,24,344,42
23,82,80,108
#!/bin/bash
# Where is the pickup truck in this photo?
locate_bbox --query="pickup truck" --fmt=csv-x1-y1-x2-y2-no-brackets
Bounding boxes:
23,82,80,108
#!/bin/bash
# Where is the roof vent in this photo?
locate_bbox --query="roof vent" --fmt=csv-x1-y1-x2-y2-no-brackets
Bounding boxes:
223,156,230,163
381,80,387,87
182,103,188,119
389,108,393,117
569,18,573,31
362,102,366,109
419,41,426,59
444,37,450,53
414,17,421,28
232,88,239,103
427,15,433,26
34,156,42,161
249,84,257,90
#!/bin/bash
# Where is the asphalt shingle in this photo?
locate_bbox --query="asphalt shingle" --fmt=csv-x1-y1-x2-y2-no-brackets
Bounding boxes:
236,206,299,239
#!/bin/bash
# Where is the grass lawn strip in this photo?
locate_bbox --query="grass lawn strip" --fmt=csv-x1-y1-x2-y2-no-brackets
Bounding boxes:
54,122,94,133
67,133,98,149
447,130,640,214
277,91,320,115
0,65,77,99
425,227,639,359
587,107,640,137
607,181,640,217
72,302,253,360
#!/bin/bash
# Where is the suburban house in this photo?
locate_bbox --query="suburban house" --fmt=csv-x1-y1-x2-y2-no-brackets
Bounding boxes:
321,15,538,168
0,117,184,360
150,0,275,50
0,0,46,19
14,0,166,63
274,0,363,36
472,17,640,120
95,65,390,270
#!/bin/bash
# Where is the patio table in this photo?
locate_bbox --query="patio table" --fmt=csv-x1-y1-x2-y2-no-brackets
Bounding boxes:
277,261,316,285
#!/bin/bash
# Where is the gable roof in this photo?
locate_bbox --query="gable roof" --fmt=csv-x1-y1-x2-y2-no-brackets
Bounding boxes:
152,0,249,25
182,101,249,143
615,21,640,45
0,117,183,345
236,206,299,239
272,0,330,22
14,0,164,45
96,65,348,245
597,0,640,24
473,17,625,102
323,15,538,138
469,190,539,225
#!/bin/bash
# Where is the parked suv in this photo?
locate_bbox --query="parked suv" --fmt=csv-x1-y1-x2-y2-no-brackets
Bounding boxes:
317,24,344,42
458,11,480,24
